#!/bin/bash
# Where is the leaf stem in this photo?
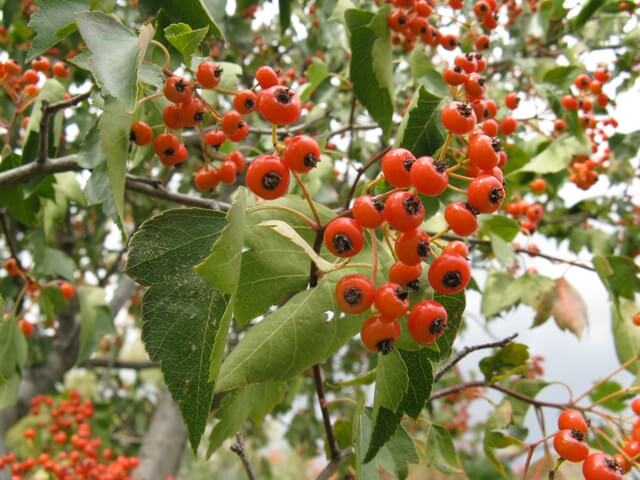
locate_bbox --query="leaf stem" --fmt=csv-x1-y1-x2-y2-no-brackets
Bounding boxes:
369,229,378,285
438,132,453,164
292,171,323,229
448,171,473,182
151,40,171,73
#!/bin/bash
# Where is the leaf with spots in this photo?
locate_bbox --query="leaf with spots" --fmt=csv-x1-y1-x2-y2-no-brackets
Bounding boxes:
125,208,228,451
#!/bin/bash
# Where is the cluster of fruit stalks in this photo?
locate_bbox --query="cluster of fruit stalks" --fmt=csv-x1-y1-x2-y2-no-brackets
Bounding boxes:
549,402,640,479
0,391,140,480
3,258,76,337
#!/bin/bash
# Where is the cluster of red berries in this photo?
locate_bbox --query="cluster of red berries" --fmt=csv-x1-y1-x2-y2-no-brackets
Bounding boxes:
3,257,76,337
0,391,140,480
551,405,640,478
130,61,303,194
504,199,544,234
385,0,497,53
0,55,70,100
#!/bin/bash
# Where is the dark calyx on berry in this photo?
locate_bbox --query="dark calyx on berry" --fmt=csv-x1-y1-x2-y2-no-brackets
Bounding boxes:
570,429,585,442
304,153,318,168
403,156,415,171
194,111,204,122
343,287,362,305
605,458,624,474
394,286,409,300
276,88,294,104
129,131,137,142
491,138,502,152
434,160,447,173
214,66,224,78
403,195,422,215
453,65,463,73
489,187,505,204
407,279,420,290
377,338,395,355
163,148,175,157
398,15,407,24
429,317,447,335
262,172,282,190
373,199,385,212
443,271,463,288
464,202,480,215
478,78,486,87
475,53,483,60
417,241,429,258
332,233,353,254
175,79,187,92
237,121,246,129
244,98,255,109
459,103,473,117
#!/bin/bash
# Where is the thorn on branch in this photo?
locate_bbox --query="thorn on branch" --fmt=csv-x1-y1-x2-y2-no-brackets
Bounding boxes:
230,433,256,480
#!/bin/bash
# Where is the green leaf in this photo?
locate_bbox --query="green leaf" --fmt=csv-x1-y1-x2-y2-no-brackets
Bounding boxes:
589,380,630,412
207,383,285,455
279,0,293,33
433,292,466,360
23,79,66,158
164,23,208,66
216,275,368,392
509,379,548,425
481,271,521,318
571,0,606,29
424,423,463,474
479,215,521,242
32,246,76,280
542,65,579,87
146,0,224,38
594,255,640,301
99,99,131,227
489,233,518,267
346,6,394,137
0,317,26,382
76,12,154,111
483,401,520,477
76,287,115,365
125,208,228,451
408,49,449,97
611,298,640,374
397,85,444,157
300,61,330,102
27,0,89,61
480,343,530,381
195,189,247,294
371,350,409,424
520,135,590,174
0,374,21,410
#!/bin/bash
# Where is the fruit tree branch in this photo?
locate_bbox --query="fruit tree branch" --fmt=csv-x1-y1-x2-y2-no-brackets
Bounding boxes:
81,359,160,370
315,448,354,480
343,148,389,210
434,333,518,382
230,433,256,480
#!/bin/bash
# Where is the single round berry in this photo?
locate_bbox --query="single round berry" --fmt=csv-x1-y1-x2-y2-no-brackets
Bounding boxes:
360,314,401,354
444,201,478,236
4,258,21,276
197,61,223,89
561,95,579,110
526,204,544,222
557,409,589,434
441,102,477,135
395,229,430,266
59,282,76,301
129,121,153,146
464,73,487,98
553,429,589,463
282,135,321,173
164,76,192,103
205,130,226,148
428,253,471,295
228,151,246,172
384,191,425,232
324,217,365,258
505,92,520,110
255,66,280,89
467,175,505,214
52,61,69,78
442,240,469,257
574,73,591,90
245,154,290,199
353,196,385,228
499,116,518,135
443,65,466,86
382,148,416,188
179,97,205,127
468,134,500,170
153,133,181,166
233,89,258,115
408,300,448,345
257,86,301,125
194,169,220,191
222,110,250,142
374,282,409,317
410,156,448,196
335,274,375,314
163,104,183,130
388,261,422,287
19,319,35,337
218,161,238,184
582,453,623,480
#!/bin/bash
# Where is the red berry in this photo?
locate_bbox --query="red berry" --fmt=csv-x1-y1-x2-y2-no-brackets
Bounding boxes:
553,429,589,463
52,61,69,78
464,73,487,98
218,161,238,184
360,314,401,353
384,191,425,232
255,66,279,89
382,148,416,188
21,69,39,84
408,300,448,344
482,119,499,137
245,154,290,199
475,34,490,50
257,86,301,125
353,196,385,228
442,240,469,257
388,261,422,287
505,92,520,110
59,282,76,300
233,89,258,114
282,135,320,173
594,68,610,83
394,229,430,266
163,76,192,103
499,116,517,135
454,53,477,74
467,175,504,214
129,121,153,146
179,97,205,126
335,274,375,314
194,169,219,191
228,151,246,172
222,110,250,142
31,56,51,72
631,397,640,415
324,218,365,258
410,156,448,196
441,102,477,134
526,204,544,222
444,201,478,236
428,253,471,295
443,65,467,86
205,130,226,148
574,73,591,90
19,319,35,337
561,95,579,110
557,409,589,434
196,61,223,89
153,133,181,166
468,134,500,170
374,282,409,317
4,258,21,276
582,453,623,480
163,104,183,130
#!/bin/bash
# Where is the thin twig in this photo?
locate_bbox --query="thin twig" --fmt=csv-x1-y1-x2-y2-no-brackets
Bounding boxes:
125,178,230,210
315,448,354,480
434,333,518,382
343,148,389,210
81,359,160,369
230,433,256,480
0,210,19,261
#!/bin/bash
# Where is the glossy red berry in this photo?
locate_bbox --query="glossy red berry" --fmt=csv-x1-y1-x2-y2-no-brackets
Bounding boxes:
467,175,504,214
222,110,250,142
163,76,192,103
482,119,499,137
526,204,544,222
163,104,183,129
394,229,430,266
335,274,375,314
282,135,320,173
382,148,415,188
468,134,500,169
444,201,478,236
384,192,425,232
229,151,246,172
464,73,487,98
441,102,477,134
410,156,448,196
52,61,69,78
246,155,290,199
443,65,466,86
374,282,409,317
255,66,280,89
499,116,518,135
475,34,490,49
218,161,238,184
197,61,223,89
353,196,385,228
582,453,623,480
442,240,469,257
205,130,226,148
561,95,579,110
31,56,51,72
153,133,181,166
408,300,448,345
632,397,640,415
21,69,39,84
179,97,205,127
594,68,610,83
553,429,589,462
59,282,76,301
505,92,520,110
389,261,422,287
557,409,589,434
574,73,591,90
4,258,21,276
428,253,471,295
360,314,401,354
257,86,301,125
19,319,35,337
129,121,153,146
194,169,219,191
454,53,477,74
324,218,365,258
233,89,258,114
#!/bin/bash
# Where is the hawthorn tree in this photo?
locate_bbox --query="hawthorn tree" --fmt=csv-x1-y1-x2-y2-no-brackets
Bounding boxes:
0,0,639,478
